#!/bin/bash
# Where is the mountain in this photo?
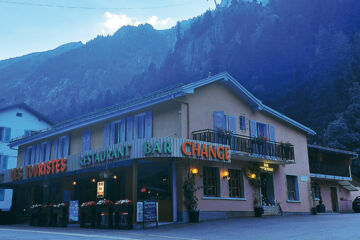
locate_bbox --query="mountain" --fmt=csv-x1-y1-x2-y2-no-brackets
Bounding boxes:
1,0,360,160
0,24,176,121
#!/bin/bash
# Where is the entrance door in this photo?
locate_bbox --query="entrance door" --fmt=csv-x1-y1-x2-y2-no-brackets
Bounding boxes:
260,172,275,206
330,187,338,212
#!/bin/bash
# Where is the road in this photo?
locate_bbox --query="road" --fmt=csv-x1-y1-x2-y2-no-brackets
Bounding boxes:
0,213,359,240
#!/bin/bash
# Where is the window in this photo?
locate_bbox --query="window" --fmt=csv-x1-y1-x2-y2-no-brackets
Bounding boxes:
311,182,321,200
16,112,23,117
287,175,299,201
229,169,245,198
203,167,220,197
0,127,11,142
40,142,47,162
26,146,34,165
0,155,8,170
58,136,70,158
81,129,91,152
135,114,145,139
0,189,4,201
256,122,268,139
239,116,246,131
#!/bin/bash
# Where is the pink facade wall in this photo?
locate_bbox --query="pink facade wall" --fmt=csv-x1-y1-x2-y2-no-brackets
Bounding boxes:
181,82,312,213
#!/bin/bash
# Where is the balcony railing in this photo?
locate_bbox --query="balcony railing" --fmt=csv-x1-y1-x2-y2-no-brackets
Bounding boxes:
192,129,295,162
309,162,350,177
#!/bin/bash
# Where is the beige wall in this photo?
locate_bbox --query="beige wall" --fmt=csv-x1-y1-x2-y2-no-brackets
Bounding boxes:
180,82,312,213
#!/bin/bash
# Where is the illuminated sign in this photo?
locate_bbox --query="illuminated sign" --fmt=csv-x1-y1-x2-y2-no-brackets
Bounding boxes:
260,163,273,172
80,145,131,167
10,158,67,181
181,142,230,161
97,181,105,198
144,141,172,155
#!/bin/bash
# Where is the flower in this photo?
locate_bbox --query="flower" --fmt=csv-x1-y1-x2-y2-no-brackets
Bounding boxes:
30,204,42,208
81,201,96,207
96,199,114,206
53,203,65,208
115,199,132,205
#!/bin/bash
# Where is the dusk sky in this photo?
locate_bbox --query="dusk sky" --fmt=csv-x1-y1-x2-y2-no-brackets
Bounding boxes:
0,0,216,60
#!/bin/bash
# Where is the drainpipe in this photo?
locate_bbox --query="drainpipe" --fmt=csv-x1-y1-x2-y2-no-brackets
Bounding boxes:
173,99,190,139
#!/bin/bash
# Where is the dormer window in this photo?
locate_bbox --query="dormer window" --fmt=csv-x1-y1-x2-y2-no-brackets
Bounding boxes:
16,112,23,117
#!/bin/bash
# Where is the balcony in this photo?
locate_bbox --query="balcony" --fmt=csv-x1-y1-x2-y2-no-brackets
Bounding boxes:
309,161,350,179
192,129,295,163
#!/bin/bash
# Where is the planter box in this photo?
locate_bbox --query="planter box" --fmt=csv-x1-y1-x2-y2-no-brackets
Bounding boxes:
189,210,200,223
114,205,133,229
53,207,68,227
254,207,264,217
29,208,42,226
41,207,53,227
80,206,96,228
96,205,113,229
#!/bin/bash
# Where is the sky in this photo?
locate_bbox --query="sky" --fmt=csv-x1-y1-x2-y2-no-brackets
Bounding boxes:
0,0,217,60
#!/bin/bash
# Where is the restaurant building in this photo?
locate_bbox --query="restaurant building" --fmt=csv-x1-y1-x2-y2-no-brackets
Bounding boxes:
0,72,318,223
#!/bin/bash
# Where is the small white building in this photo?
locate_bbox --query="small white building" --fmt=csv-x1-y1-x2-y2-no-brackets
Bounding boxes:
0,103,52,211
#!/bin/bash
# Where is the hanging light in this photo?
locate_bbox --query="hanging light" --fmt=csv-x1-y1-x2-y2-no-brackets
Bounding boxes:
223,170,230,180
91,178,96,183
113,175,117,180
190,168,198,175
72,181,77,186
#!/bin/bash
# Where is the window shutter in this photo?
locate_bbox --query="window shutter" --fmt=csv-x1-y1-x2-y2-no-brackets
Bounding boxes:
46,141,51,161
35,144,40,163
213,111,226,131
53,138,58,159
228,115,236,133
120,118,126,143
21,150,25,167
31,146,36,165
2,155,8,170
110,122,115,145
4,128,11,142
82,129,91,152
104,123,110,146
138,115,145,138
126,116,134,141
134,115,139,139
145,110,153,139
268,125,275,142
249,120,257,138
240,116,246,130
63,135,70,157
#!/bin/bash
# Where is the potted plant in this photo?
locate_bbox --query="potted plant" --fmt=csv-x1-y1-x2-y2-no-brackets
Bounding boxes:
96,199,114,228
29,204,42,226
114,199,133,229
183,174,201,223
52,203,67,227
80,201,96,228
246,163,263,217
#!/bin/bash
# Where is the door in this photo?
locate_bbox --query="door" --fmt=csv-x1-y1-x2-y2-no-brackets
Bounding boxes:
260,173,275,206
330,187,338,212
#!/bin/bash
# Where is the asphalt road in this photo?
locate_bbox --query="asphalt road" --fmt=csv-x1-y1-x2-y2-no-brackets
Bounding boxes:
0,213,359,240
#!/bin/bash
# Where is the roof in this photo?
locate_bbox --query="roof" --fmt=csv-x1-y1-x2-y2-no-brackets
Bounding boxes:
0,103,54,126
10,72,315,147
308,144,358,158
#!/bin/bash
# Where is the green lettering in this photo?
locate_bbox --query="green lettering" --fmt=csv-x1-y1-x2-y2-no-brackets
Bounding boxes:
112,148,118,159
117,147,124,157
95,153,100,163
107,150,112,161
152,142,162,154
164,142,172,154
100,152,106,162
144,142,152,154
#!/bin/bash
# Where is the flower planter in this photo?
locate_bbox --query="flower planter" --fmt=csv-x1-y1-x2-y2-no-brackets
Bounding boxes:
254,207,264,217
114,205,133,229
53,207,68,227
188,210,200,223
41,206,53,227
311,207,317,215
29,208,42,226
96,205,113,229
80,206,96,228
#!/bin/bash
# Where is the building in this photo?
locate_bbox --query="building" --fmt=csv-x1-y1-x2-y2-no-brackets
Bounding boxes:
308,144,359,213
0,72,317,223
0,103,53,211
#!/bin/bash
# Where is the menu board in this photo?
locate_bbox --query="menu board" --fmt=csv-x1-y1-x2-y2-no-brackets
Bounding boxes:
143,201,157,222
69,200,79,222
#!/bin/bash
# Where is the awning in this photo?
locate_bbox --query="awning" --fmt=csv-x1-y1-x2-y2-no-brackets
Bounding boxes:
339,181,359,191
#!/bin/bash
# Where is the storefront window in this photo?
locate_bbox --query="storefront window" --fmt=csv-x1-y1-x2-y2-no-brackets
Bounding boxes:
256,122,268,139
229,169,245,198
203,167,220,197
286,175,299,201
137,161,170,200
